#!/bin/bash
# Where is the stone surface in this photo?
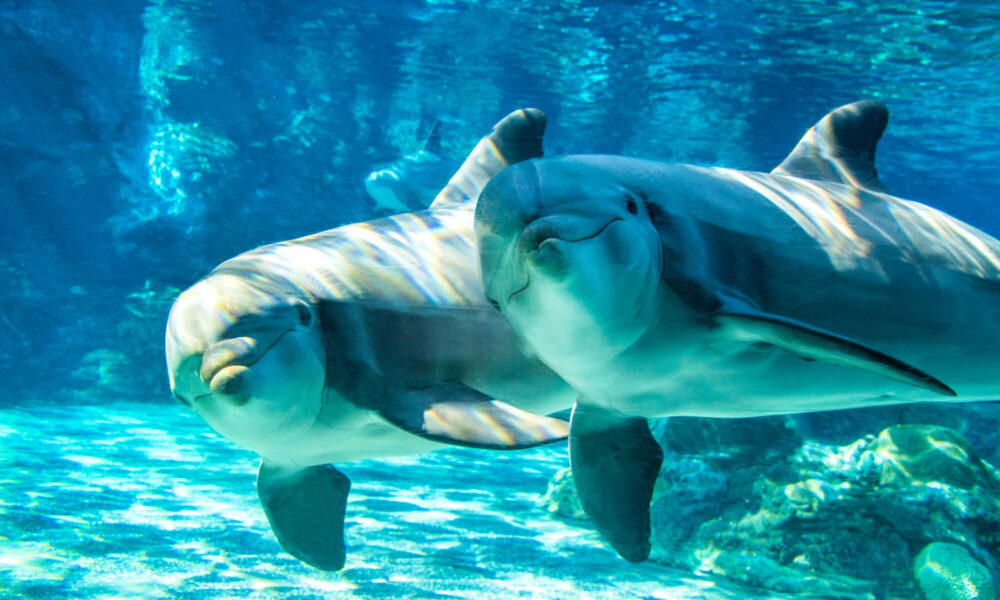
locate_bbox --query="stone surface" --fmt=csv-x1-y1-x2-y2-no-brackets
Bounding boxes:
549,421,1000,599
541,467,587,521
871,425,995,490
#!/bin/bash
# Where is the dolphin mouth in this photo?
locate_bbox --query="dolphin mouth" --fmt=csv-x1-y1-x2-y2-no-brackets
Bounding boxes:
508,218,623,301
577,217,623,242
198,329,295,400
508,278,530,302
519,217,623,254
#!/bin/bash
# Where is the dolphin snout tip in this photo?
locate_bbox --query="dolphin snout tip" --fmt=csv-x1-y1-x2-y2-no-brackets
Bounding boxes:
528,238,569,278
518,217,568,256
209,365,254,406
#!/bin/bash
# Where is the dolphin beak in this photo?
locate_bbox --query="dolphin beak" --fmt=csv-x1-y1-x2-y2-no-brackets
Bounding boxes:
208,365,254,405
197,330,293,407
165,277,305,411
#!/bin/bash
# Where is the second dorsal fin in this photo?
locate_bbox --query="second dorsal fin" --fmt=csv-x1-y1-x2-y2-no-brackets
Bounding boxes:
422,119,445,155
430,108,546,211
772,100,889,193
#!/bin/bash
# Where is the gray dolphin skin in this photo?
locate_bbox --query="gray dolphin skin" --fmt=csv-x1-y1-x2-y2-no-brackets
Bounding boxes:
165,108,575,571
474,101,1000,563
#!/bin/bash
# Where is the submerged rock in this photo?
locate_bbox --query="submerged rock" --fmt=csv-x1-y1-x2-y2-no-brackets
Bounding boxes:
548,422,1000,598
541,467,587,521
872,425,993,490
914,542,995,600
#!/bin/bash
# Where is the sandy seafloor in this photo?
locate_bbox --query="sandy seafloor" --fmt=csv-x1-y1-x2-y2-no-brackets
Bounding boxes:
0,401,808,599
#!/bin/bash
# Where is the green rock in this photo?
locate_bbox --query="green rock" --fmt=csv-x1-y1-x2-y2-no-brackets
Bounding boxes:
541,467,587,520
914,542,995,600
543,422,1000,598
872,425,984,489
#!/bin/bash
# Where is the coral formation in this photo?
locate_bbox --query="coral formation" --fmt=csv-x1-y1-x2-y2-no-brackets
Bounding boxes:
545,422,1000,598
914,542,995,600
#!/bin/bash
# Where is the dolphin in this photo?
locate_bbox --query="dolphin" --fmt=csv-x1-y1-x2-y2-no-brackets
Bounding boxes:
364,120,462,213
473,101,1000,563
165,108,576,571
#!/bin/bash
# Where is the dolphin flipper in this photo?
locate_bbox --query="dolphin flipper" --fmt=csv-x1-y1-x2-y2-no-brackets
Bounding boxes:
377,381,569,449
716,305,956,397
569,403,662,563
257,462,351,571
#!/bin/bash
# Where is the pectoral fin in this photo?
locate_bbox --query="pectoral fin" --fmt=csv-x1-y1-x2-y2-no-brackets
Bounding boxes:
257,462,351,571
569,403,663,563
377,381,569,449
716,306,955,397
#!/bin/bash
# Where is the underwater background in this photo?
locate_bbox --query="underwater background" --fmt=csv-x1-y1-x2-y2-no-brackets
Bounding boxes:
2,1,1000,598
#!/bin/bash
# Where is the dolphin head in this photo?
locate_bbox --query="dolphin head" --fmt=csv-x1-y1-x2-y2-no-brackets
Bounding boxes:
475,157,665,372
165,272,326,455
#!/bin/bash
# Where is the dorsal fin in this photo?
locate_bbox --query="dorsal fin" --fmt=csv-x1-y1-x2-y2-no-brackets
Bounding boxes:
772,100,889,193
429,108,546,211
422,119,445,155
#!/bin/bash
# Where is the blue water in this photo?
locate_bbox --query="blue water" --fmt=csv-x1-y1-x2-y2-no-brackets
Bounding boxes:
2,1,1000,598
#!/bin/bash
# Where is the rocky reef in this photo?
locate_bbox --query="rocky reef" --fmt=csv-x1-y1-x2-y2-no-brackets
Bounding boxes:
544,414,1000,599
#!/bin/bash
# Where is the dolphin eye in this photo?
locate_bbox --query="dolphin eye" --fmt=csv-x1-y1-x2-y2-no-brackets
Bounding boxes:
487,297,501,310
295,303,312,327
625,195,638,215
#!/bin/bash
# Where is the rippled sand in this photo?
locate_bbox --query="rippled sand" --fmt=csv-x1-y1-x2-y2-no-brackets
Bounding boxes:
0,402,801,599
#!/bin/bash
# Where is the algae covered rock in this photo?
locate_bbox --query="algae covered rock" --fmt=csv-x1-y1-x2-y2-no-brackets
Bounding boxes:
649,457,729,556
914,542,995,600
864,425,1000,555
544,421,1000,598
541,467,587,521
872,425,996,490
660,415,801,461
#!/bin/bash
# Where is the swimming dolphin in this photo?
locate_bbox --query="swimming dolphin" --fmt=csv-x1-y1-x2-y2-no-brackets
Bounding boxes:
165,108,575,571
364,120,462,213
473,101,1000,563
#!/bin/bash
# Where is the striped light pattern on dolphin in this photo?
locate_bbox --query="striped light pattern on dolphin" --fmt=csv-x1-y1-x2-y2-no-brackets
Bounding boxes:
721,169,876,272
210,210,484,306
711,167,1000,280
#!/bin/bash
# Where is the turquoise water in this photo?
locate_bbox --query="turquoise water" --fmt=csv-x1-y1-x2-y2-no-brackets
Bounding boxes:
1,403,793,599
3,1,1000,598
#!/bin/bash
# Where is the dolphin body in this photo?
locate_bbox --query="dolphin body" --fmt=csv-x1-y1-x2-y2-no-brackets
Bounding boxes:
165,109,575,571
364,120,462,214
474,101,1000,563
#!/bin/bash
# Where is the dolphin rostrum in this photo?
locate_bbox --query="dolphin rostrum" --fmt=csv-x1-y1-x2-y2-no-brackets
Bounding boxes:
165,108,575,571
473,101,1000,563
